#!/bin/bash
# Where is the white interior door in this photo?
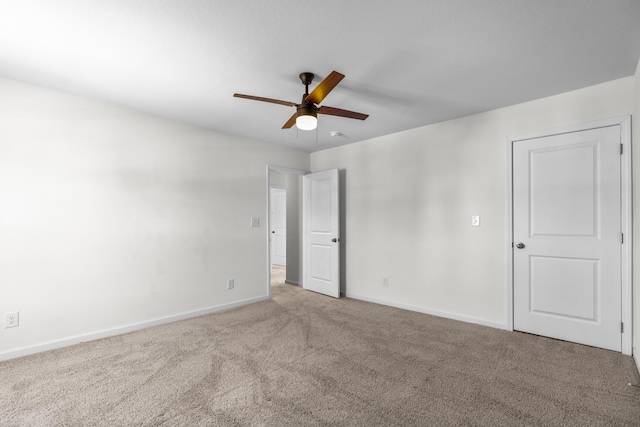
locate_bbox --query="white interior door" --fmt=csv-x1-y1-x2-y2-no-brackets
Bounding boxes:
303,169,340,298
270,188,287,266
513,125,622,351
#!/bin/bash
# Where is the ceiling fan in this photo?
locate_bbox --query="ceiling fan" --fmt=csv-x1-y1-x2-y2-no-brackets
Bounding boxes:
234,71,369,131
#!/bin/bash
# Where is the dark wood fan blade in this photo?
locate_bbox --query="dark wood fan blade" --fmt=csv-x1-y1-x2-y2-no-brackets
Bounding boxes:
318,105,369,120
305,71,345,104
234,93,297,107
282,112,297,129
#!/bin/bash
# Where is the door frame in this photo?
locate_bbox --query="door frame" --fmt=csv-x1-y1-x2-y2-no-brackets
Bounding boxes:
505,116,632,355
266,165,310,298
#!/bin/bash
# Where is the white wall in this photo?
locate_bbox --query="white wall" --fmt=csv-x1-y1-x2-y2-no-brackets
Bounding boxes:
2,73,637,360
0,78,309,359
285,174,303,285
311,77,635,329
270,171,287,187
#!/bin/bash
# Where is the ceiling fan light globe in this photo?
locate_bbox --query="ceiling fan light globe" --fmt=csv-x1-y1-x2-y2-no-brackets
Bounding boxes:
296,114,317,130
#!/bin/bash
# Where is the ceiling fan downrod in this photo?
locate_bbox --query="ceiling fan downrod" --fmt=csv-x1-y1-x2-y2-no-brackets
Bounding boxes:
299,72,314,97
297,72,318,126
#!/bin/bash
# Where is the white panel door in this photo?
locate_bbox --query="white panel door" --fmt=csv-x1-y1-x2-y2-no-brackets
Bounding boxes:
513,126,622,351
270,188,286,266
304,169,340,298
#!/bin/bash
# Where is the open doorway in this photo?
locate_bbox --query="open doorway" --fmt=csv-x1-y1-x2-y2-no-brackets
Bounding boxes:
266,165,308,295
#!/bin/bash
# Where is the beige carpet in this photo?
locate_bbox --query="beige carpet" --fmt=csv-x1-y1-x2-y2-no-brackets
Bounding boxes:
270,265,286,287
1,283,639,426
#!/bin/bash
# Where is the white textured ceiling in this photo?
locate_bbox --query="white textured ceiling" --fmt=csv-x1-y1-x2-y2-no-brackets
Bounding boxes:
1,1,639,152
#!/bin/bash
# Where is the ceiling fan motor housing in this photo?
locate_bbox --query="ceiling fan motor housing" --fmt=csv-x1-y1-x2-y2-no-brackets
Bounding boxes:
296,103,317,119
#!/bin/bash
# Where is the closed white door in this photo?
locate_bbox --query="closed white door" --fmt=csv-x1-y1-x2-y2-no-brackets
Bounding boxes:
513,126,622,351
270,188,287,266
303,169,340,298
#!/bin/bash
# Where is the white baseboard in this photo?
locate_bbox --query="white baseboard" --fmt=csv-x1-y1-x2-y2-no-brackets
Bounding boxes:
345,293,509,331
0,295,268,362
634,347,640,377
284,280,302,287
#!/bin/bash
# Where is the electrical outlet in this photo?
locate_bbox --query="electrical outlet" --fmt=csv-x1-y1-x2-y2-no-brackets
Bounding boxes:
471,215,480,226
382,277,388,287
227,279,235,290
5,311,19,328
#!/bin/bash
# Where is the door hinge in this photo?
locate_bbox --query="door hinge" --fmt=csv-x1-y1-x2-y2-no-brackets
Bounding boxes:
621,322,624,333
620,143,623,155
621,233,624,244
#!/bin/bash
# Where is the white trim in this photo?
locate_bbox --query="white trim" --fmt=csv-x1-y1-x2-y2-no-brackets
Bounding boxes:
346,292,509,331
619,117,633,356
506,116,631,142
266,165,310,299
505,136,514,330
268,165,309,176
0,296,268,362
285,280,303,287
634,348,640,377
506,115,632,355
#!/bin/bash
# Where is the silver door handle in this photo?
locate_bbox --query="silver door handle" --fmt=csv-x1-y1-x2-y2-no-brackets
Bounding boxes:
516,242,525,249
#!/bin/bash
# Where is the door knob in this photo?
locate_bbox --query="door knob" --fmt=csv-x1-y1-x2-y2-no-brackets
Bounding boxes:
516,242,525,249
272,231,275,234
331,238,339,243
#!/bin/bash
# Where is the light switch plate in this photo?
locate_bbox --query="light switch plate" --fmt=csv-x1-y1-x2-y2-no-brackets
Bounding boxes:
471,215,480,226
251,218,260,227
